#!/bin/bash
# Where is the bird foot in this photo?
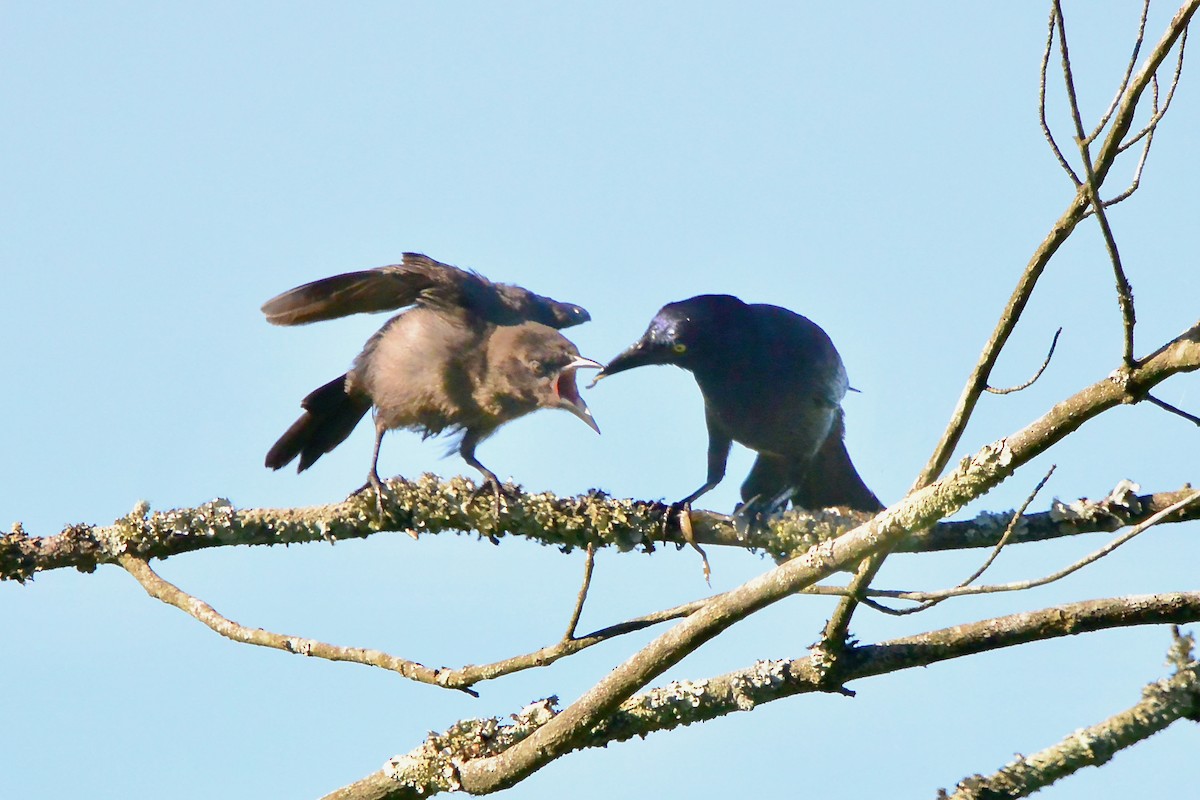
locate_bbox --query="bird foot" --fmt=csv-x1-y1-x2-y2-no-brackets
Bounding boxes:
733,492,790,538
351,472,395,526
470,477,515,540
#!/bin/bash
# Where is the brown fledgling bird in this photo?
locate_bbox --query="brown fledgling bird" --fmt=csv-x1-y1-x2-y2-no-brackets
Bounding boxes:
263,253,600,510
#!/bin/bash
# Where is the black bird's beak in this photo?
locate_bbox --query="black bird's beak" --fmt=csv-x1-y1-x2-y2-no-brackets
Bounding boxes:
589,339,667,387
554,356,602,433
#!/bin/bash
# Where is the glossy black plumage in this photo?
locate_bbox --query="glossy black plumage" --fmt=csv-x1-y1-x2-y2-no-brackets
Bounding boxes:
264,254,599,506
598,294,881,517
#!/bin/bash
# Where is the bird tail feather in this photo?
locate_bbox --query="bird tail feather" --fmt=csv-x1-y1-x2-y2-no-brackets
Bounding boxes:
265,374,372,472
794,411,883,512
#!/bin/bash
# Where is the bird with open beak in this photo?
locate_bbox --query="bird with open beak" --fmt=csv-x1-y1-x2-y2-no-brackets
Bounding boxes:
263,254,600,514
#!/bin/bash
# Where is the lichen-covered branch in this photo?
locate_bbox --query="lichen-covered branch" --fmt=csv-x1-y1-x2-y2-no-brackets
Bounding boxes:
429,322,1200,795
896,485,1199,554
942,628,1200,799
1,482,669,583
6,481,1198,584
323,594,1200,799
69,481,1200,696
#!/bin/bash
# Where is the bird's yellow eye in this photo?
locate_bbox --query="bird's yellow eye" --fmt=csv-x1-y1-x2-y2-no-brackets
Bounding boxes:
672,343,688,354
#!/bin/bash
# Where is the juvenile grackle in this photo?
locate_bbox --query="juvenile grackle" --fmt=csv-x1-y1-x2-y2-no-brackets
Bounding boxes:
596,294,881,521
264,254,600,510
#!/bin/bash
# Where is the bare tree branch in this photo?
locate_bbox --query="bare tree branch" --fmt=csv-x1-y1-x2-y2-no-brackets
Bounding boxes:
861,466,1058,616
119,554,479,695
433,322,1200,795
562,543,595,641
120,550,724,693
324,595,1200,799
1057,0,1140,369
897,486,1200,554
1118,27,1189,154
830,0,1199,665
918,0,1198,489
942,628,1199,799
850,489,1200,606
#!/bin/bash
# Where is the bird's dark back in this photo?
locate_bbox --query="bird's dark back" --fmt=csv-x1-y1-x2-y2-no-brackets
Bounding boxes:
667,295,849,457
662,295,847,399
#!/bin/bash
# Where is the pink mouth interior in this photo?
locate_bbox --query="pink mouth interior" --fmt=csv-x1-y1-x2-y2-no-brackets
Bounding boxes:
556,370,582,406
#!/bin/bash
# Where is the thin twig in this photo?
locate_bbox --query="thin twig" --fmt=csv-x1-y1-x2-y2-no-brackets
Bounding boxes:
1055,1,1089,143
1086,0,1151,146
1098,27,1187,211
1119,28,1189,154
1079,142,1138,367
986,328,1063,394
1040,5,1082,183
1058,0,1138,366
862,466,1057,616
562,543,595,641
118,554,480,696
1146,393,1200,425
1100,108,1156,210
848,490,1200,607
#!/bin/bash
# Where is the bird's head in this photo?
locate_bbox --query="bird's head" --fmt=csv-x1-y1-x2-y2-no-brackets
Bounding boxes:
486,323,602,434
592,295,743,382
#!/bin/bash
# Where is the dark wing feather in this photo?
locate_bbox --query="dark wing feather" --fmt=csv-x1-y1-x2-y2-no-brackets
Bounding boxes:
262,252,590,328
261,253,462,326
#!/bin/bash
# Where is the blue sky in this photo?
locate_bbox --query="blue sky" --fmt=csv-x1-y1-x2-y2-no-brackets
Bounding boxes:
3,3,1198,798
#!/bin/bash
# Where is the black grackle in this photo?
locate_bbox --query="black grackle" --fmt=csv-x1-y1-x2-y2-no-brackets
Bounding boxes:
596,294,880,522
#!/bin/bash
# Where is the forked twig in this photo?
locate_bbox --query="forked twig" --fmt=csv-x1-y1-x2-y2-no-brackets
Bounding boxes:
854,490,1200,607
119,552,715,694
1058,0,1138,365
1086,0,1151,146
860,466,1057,616
1040,6,1081,184
118,554,480,695
1118,28,1189,154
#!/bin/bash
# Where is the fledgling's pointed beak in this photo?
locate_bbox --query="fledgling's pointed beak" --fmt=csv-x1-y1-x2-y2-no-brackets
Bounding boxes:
555,356,602,433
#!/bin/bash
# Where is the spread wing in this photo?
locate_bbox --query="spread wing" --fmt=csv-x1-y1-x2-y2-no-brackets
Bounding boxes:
262,253,589,328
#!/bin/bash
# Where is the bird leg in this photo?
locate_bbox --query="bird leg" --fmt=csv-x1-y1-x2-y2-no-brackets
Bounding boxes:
460,432,508,526
350,421,393,522
662,425,731,543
